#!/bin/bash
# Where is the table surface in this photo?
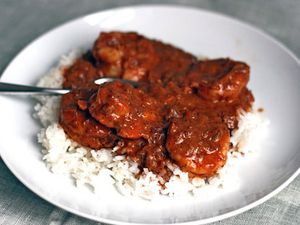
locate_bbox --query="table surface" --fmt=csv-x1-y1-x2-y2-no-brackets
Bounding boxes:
0,0,299,224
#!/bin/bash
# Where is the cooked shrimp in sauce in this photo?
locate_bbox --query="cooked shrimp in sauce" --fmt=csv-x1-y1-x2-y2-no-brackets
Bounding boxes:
59,32,254,181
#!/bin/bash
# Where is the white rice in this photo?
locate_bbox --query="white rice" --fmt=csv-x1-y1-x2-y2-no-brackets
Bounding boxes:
34,51,269,200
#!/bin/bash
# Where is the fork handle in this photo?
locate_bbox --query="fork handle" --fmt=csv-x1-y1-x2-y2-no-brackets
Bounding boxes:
0,82,70,95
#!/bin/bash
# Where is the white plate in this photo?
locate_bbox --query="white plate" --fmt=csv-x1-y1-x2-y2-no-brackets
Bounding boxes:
0,5,299,225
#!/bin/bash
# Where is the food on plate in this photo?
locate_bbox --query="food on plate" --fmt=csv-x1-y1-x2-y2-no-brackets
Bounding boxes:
60,32,253,179
34,32,268,198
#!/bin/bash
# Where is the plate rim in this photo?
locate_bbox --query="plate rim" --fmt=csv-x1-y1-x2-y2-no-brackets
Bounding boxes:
0,4,299,225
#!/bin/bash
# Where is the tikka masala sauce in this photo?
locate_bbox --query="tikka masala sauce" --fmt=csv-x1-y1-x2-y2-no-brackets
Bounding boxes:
59,32,254,181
